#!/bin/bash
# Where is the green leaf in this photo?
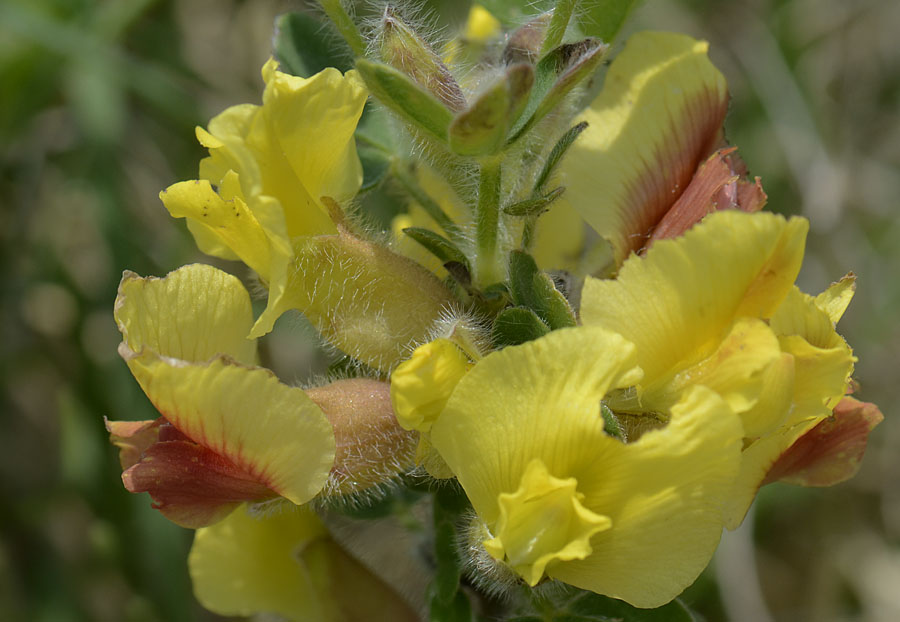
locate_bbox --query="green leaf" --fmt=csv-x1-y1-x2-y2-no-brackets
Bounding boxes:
432,484,469,605
273,12,351,78
403,227,470,270
355,58,453,142
449,76,510,156
504,187,565,217
534,121,589,193
479,0,551,27
493,306,550,346
509,39,607,143
578,0,642,44
508,251,576,329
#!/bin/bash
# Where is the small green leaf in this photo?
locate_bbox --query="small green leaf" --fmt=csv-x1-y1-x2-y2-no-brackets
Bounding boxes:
578,0,642,44
449,76,510,156
355,58,453,142
508,251,576,329
534,121,589,193
274,12,351,78
403,227,470,269
504,187,565,217
493,306,550,346
509,39,607,143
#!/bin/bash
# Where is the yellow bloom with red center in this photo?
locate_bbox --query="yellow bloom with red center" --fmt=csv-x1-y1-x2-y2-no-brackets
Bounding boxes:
110,264,335,527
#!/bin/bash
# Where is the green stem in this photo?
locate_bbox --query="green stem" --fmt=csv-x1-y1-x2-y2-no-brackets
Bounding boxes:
476,157,503,286
540,0,578,56
317,0,367,57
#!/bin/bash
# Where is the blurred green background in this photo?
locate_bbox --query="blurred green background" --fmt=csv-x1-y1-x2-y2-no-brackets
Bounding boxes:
0,0,896,620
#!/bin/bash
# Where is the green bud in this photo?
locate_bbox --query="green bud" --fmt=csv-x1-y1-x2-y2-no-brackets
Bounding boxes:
381,7,466,112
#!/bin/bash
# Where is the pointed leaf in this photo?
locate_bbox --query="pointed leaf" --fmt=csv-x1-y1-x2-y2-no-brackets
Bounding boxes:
402,227,470,270
504,187,565,217
492,306,550,347
355,58,452,142
508,250,576,329
534,121,589,193
510,39,607,142
449,77,511,156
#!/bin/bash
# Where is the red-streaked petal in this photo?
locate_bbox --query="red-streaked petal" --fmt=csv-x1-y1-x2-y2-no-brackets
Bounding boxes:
762,397,883,487
105,417,163,470
122,440,276,529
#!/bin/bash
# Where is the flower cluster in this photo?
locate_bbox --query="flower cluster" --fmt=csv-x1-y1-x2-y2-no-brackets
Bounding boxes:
106,2,882,619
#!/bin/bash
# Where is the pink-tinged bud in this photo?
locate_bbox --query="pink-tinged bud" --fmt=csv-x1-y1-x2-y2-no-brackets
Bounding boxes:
381,7,466,111
762,396,883,487
306,378,417,496
106,418,276,528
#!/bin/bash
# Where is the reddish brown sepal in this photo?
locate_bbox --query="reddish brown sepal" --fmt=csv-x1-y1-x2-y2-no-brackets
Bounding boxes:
763,397,883,487
121,432,277,528
105,417,163,470
649,147,767,245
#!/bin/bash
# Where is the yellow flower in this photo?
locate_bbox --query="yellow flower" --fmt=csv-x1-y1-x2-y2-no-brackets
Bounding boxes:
189,504,419,621
159,59,368,338
110,264,335,527
429,327,743,607
390,338,471,433
580,210,858,526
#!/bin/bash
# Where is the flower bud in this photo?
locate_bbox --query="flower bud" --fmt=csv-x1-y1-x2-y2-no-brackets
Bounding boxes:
381,7,466,111
306,378,417,497
390,339,471,432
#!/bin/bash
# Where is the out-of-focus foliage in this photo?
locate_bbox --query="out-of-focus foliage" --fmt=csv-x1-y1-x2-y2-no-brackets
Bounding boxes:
0,0,897,621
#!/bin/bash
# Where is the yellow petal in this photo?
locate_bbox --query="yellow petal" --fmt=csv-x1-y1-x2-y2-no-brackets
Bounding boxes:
582,210,807,386
260,61,367,223
629,317,782,418
114,264,256,365
430,326,642,525
560,31,728,263
189,505,419,622
123,354,335,506
252,232,456,371
390,339,471,432
814,273,856,324
159,176,289,285
549,386,742,607
483,459,611,586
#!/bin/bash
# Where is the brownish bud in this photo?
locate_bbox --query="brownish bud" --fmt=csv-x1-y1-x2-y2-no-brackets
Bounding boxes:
307,378,417,497
502,12,552,65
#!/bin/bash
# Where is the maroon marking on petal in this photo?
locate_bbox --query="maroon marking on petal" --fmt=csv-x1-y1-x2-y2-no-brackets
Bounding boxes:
105,417,164,470
623,86,729,256
648,147,739,244
762,397,884,488
122,440,276,528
